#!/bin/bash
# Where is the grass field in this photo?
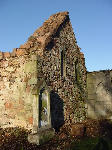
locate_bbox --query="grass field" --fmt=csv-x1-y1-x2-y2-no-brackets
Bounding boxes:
69,137,112,150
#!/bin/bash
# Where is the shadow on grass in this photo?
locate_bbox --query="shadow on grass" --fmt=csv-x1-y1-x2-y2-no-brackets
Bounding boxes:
68,119,112,150
69,137,112,150
92,138,109,150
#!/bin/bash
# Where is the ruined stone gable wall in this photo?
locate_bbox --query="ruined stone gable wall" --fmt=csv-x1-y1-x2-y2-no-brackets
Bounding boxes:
40,16,87,125
0,47,38,129
87,70,112,119
0,12,70,130
0,11,87,130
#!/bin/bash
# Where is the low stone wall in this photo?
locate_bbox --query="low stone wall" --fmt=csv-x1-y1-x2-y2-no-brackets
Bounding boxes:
87,70,112,119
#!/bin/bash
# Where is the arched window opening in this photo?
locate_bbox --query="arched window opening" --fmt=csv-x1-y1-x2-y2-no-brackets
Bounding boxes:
74,60,78,82
61,50,64,77
61,47,66,77
39,87,48,127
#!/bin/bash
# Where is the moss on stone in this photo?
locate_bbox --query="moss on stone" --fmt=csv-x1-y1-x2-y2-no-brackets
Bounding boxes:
39,129,54,145
24,61,37,73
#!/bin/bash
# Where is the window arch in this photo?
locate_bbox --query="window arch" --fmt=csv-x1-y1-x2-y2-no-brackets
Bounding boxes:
32,81,51,133
61,46,66,78
75,59,78,82
39,87,48,127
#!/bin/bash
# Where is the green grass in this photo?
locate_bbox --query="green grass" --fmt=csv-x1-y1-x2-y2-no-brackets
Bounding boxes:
69,137,112,150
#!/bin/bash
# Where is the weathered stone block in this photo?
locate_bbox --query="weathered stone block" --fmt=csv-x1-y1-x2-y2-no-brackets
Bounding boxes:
28,77,37,85
28,128,55,145
11,48,17,57
70,123,85,137
20,42,31,49
16,48,26,56
0,51,3,60
28,117,33,124
6,66,15,72
87,110,97,119
5,102,13,109
87,103,95,112
3,52,11,58
88,94,96,100
87,83,95,89
24,61,37,73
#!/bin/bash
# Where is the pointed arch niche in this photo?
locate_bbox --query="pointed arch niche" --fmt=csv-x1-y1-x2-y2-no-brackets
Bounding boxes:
32,80,51,133
60,45,66,78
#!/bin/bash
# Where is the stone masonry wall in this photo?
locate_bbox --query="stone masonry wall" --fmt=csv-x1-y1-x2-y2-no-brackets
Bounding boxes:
0,46,39,129
37,14,87,125
87,70,112,119
0,12,87,130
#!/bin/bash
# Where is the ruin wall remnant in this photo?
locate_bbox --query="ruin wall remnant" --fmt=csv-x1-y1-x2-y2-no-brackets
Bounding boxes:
0,12,87,130
0,45,38,129
87,70,112,119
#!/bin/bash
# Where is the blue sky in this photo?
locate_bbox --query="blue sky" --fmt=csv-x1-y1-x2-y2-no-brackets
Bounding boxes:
0,0,112,71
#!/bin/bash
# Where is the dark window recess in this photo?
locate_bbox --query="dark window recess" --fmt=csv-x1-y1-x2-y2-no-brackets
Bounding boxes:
75,60,78,82
61,46,66,78
61,50,64,77
39,87,45,127
46,40,54,50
